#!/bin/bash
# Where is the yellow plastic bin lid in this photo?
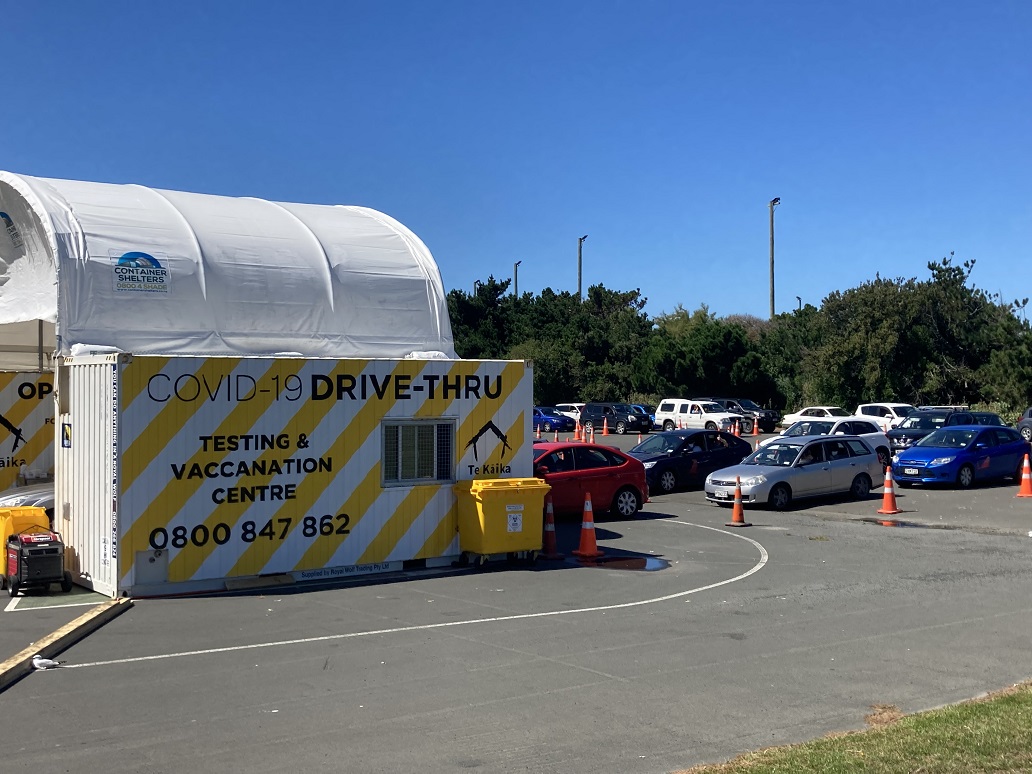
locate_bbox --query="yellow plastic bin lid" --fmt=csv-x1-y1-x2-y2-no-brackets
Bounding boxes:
468,478,551,495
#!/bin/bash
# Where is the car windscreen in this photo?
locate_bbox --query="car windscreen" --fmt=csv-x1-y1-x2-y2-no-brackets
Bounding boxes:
700,402,724,413
744,443,801,467
915,428,978,448
738,399,762,410
899,414,946,430
827,408,850,416
784,420,834,436
896,405,916,416
537,407,562,416
632,434,681,454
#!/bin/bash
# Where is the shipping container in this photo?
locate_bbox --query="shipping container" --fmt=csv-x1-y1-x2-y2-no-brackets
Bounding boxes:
56,354,533,597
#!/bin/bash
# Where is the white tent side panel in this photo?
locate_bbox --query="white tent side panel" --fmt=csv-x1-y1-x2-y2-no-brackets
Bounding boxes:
0,172,455,360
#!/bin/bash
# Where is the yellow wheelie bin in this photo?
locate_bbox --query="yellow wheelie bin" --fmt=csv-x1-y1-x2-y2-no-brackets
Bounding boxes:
454,478,550,564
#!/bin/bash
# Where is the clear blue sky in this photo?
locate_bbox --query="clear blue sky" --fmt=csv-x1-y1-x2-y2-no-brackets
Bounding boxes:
5,1,1030,318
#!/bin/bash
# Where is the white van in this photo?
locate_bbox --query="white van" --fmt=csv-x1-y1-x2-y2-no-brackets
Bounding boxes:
554,402,585,422
654,398,739,432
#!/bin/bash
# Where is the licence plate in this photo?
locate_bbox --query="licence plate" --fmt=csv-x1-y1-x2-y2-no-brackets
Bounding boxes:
715,489,730,499
904,467,918,475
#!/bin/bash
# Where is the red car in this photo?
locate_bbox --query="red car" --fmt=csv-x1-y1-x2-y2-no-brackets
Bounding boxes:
533,441,649,518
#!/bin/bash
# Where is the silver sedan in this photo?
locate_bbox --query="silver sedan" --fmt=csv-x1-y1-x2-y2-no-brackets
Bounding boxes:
704,435,884,511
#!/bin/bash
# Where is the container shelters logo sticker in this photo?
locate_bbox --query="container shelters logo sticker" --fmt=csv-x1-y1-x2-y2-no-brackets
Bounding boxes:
0,212,23,249
112,251,170,293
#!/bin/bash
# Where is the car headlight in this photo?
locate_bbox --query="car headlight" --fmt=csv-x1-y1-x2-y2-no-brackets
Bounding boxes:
704,474,712,484
891,454,900,464
929,456,956,466
741,474,766,486
643,461,656,469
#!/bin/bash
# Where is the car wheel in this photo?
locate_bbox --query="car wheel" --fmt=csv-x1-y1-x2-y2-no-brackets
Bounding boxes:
1014,459,1026,481
956,464,975,489
705,422,717,431
61,571,73,593
612,487,641,518
542,421,553,433
876,448,890,468
767,483,791,511
663,420,674,431
1022,426,1032,442
744,420,754,435
583,420,594,433
658,470,677,493
850,473,872,499
615,421,626,435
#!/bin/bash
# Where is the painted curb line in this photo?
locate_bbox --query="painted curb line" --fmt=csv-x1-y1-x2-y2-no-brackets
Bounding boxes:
0,597,133,693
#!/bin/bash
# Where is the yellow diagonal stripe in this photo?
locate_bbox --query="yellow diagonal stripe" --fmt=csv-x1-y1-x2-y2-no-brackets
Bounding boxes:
357,366,527,566
358,485,439,564
120,356,172,411
224,359,424,578
121,358,243,494
289,360,483,574
121,358,283,570
416,501,460,559
171,360,367,581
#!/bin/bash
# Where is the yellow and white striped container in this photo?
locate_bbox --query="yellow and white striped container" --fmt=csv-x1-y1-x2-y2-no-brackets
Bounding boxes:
0,372,54,489
56,355,533,597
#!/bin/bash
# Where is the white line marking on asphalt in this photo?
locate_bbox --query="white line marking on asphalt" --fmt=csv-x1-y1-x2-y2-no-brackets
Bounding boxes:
64,522,767,671
4,597,19,613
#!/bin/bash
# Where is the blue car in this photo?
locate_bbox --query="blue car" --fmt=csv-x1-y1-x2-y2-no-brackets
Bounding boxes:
892,425,1030,489
631,404,657,430
533,406,576,433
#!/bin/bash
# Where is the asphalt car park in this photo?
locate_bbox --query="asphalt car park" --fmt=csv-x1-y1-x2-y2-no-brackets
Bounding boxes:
5,430,1032,773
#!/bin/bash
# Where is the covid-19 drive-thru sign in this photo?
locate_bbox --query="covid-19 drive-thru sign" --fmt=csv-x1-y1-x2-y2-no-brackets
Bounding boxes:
58,355,532,597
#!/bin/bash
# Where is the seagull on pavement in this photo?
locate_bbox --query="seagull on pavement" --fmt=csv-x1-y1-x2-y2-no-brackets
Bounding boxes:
32,654,64,670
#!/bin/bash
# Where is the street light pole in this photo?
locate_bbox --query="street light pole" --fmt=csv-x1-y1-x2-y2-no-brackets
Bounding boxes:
577,235,588,300
769,197,780,319
513,260,521,296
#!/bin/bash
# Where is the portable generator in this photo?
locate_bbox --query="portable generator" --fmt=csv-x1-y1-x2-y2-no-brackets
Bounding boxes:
6,531,73,597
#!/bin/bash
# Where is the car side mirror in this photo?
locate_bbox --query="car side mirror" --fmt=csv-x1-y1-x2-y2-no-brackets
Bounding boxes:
974,443,986,450
535,465,550,477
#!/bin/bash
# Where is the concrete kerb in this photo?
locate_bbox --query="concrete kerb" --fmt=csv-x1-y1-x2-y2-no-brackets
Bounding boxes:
0,597,133,693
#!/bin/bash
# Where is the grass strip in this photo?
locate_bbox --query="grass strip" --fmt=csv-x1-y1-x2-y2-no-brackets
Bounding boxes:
679,681,1032,774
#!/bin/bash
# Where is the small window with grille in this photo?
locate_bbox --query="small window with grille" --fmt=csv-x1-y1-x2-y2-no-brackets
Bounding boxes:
382,420,454,485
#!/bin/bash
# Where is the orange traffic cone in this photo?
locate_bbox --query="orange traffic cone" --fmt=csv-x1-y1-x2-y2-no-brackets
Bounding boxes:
751,419,759,437
572,493,604,559
637,432,643,444
574,421,581,441
725,476,751,527
877,466,903,515
554,429,559,442
535,425,541,440
1017,454,1032,498
733,421,741,437
602,417,610,436
541,495,564,559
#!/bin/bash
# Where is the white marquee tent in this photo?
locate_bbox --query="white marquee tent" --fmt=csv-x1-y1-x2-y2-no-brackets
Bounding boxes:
0,171,455,369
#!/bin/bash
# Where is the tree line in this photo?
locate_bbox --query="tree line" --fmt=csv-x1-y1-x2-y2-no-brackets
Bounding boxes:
447,255,1032,421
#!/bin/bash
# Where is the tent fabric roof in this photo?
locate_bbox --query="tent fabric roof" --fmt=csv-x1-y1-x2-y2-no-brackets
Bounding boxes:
0,172,455,362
